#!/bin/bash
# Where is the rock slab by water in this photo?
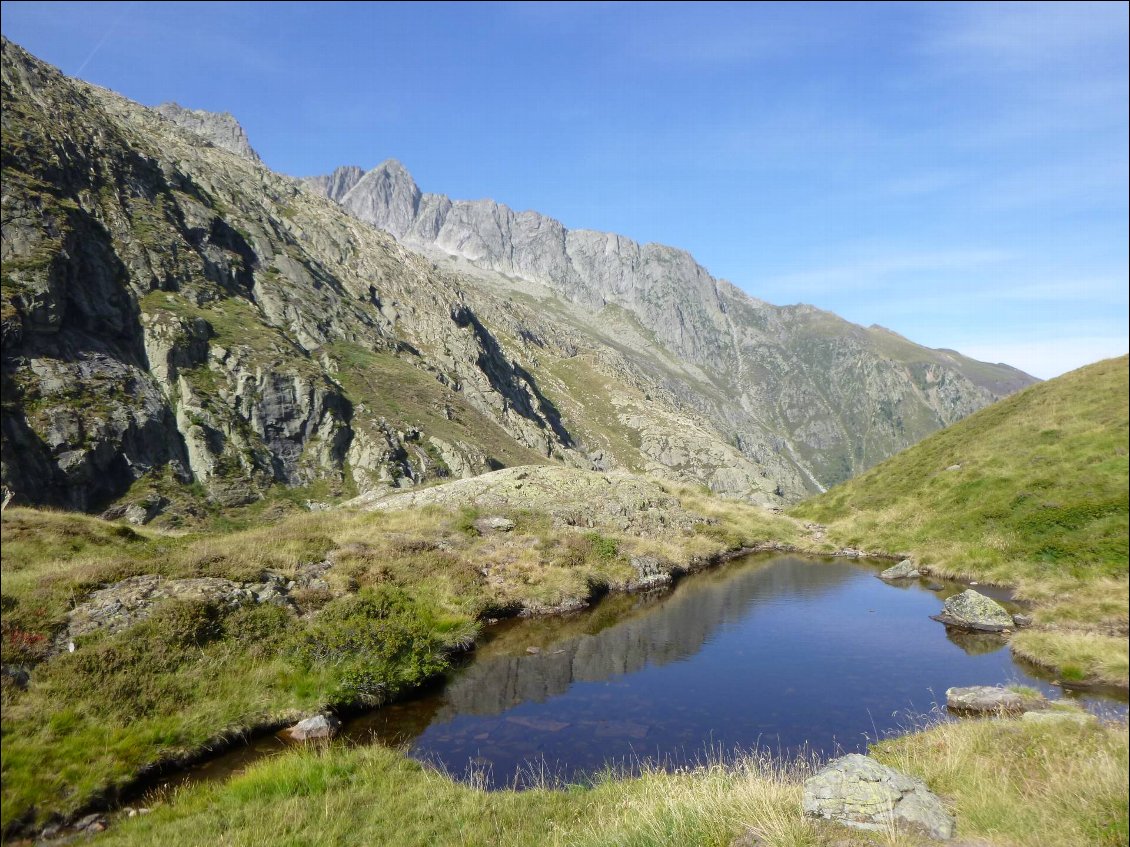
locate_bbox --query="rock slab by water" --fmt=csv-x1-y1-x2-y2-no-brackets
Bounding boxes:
281,714,341,742
802,754,955,840
945,685,1030,714
879,559,919,580
931,589,1013,631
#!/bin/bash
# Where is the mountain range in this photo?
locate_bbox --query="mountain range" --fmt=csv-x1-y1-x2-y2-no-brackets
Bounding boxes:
0,37,1034,518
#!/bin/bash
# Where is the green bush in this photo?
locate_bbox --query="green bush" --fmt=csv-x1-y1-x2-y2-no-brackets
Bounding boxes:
290,587,468,704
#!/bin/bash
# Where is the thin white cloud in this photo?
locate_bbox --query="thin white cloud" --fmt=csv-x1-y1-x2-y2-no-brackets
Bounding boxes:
879,170,965,198
920,1,1128,71
955,337,1128,380
763,249,1012,295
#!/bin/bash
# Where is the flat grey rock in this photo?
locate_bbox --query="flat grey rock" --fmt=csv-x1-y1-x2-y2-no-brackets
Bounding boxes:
945,685,1043,714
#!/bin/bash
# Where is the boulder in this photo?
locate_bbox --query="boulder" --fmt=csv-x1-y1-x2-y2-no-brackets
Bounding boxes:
802,754,955,840
280,713,341,742
879,559,919,580
931,589,1013,631
946,685,1045,715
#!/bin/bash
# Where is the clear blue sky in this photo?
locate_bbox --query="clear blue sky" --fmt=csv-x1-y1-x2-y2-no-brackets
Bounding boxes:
3,1,1127,379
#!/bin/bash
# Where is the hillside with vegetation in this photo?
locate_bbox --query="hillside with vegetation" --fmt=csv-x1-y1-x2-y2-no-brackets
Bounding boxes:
0,35,1125,847
794,355,1129,686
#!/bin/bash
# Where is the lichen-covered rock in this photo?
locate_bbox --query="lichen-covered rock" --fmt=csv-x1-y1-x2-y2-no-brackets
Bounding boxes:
280,713,341,742
945,685,1035,714
879,559,919,580
802,754,955,840
473,516,515,534
931,589,1014,631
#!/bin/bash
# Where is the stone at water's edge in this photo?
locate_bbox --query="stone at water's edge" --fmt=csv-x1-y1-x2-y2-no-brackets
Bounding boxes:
280,714,341,742
802,754,955,840
931,589,1014,631
879,559,919,580
945,685,1042,714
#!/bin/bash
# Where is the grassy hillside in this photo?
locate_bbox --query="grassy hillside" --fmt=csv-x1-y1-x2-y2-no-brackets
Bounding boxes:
793,355,1129,685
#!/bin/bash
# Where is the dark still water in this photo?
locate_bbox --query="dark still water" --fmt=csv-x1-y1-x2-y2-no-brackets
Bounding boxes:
342,554,1123,787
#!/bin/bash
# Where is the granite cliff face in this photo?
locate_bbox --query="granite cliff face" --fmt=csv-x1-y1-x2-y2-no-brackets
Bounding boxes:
1,39,1034,518
153,102,262,162
306,159,1035,493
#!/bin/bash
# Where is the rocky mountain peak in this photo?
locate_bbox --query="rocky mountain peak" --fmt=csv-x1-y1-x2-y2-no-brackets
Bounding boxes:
302,164,365,202
339,159,423,239
153,101,261,162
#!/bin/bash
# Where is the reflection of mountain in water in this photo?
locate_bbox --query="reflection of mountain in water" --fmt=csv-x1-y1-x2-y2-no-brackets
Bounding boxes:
437,556,854,718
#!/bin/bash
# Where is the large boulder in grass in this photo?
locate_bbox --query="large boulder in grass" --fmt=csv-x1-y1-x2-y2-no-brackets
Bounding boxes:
802,754,955,840
931,589,1013,631
879,559,919,580
280,714,341,742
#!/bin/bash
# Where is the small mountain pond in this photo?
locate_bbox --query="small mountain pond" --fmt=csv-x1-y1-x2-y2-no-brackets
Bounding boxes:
159,554,1128,793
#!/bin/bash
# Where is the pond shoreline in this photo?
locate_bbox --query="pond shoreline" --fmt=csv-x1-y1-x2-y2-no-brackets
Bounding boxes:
18,540,1110,843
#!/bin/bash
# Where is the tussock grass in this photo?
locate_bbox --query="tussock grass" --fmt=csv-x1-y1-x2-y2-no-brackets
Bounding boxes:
792,356,1130,685
872,714,1129,847
85,715,1129,847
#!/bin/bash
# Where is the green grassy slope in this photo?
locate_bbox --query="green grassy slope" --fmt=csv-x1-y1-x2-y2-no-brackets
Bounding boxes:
793,355,1129,684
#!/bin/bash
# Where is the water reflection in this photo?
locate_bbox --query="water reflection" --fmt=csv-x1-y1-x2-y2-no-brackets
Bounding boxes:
945,628,1009,656
164,555,1127,793
357,556,1123,787
437,556,852,718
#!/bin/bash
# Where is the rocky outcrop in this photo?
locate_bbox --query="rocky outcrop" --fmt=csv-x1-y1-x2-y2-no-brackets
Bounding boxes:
0,39,576,511
347,466,702,536
302,165,364,202
931,590,1014,632
153,102,262,162
802,754,955,840
60,573,294,647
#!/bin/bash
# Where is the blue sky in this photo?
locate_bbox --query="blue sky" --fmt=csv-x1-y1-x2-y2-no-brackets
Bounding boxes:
2,1,1127,379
